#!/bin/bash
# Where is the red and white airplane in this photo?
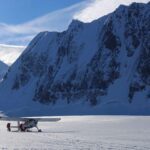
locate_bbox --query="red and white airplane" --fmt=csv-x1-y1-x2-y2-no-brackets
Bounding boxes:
0,116,61,132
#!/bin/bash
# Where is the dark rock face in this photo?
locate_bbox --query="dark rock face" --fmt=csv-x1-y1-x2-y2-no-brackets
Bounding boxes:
1,2,150,106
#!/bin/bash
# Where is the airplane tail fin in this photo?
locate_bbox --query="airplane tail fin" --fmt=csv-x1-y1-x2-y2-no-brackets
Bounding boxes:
0,111,7,118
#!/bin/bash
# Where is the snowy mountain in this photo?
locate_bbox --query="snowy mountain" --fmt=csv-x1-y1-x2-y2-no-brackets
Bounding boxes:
0,2,149,116
0,61,8,81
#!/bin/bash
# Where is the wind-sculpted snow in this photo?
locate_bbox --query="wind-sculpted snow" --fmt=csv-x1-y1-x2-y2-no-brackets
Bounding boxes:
0,116,150,149
0,2,149,115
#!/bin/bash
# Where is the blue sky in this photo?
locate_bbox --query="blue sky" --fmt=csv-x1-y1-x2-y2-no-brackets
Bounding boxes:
0,0,91,46
0,0,84,24
0,0,148,47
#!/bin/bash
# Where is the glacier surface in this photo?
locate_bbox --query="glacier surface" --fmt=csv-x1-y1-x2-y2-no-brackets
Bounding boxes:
0,116,150,150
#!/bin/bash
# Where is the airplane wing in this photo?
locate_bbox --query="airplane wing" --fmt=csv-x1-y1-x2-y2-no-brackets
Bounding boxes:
26,117,61,122
0,116,61,122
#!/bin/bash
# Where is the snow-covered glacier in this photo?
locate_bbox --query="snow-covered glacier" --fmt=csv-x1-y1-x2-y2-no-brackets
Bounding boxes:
0,116,150,150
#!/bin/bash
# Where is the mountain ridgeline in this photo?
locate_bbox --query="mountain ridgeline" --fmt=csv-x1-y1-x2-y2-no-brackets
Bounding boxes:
0,2,150,114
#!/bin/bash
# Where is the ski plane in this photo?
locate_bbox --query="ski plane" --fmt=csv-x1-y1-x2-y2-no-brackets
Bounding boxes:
0,116,61,132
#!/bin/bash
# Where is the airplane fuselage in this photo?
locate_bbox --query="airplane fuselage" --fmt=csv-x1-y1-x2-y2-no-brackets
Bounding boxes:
23,119,38,129
7,119,41,132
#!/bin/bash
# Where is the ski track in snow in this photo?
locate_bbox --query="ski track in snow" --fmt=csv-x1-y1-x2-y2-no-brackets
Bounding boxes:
0,116,150,150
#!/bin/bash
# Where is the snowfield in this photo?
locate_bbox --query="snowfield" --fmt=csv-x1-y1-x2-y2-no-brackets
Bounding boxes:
0,116,150,150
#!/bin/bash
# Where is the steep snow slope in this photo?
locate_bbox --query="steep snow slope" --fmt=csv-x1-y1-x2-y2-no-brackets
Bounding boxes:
0,61,8,81
0,2,149,116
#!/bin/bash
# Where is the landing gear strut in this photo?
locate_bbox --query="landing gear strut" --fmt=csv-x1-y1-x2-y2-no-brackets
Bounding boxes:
36,125,42,132
7,123,11,132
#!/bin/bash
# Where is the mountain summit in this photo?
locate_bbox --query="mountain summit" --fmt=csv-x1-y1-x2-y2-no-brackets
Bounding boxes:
0,2,149,116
